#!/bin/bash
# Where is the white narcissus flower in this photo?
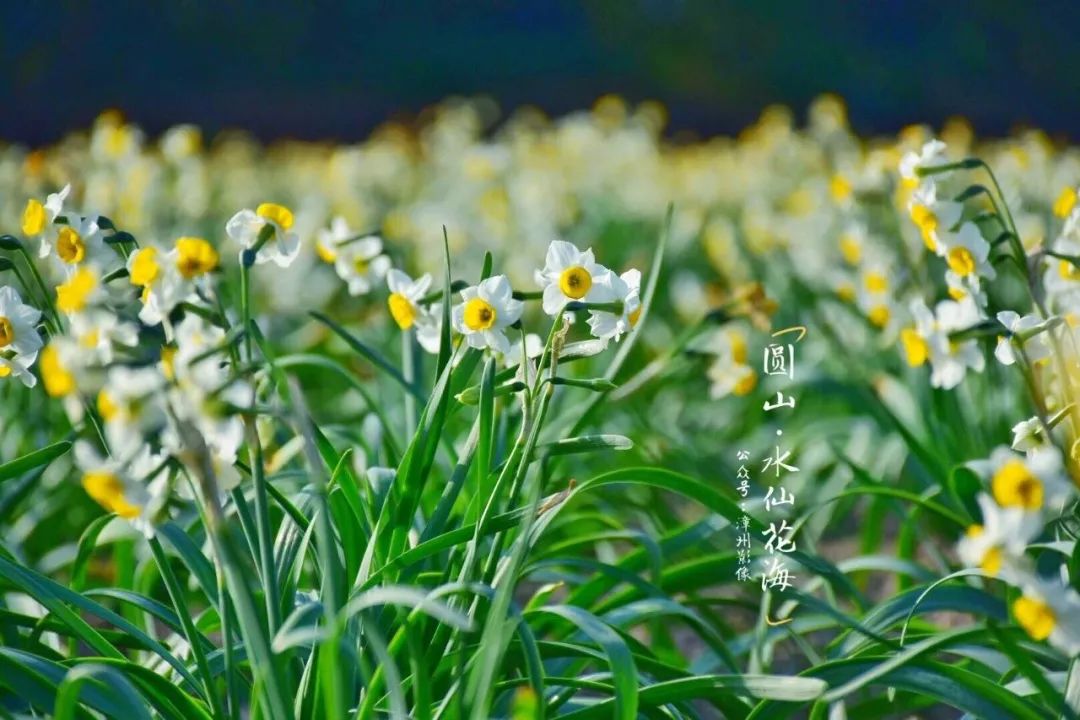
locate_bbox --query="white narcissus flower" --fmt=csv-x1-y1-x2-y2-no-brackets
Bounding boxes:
1043,238,1080,309
55,265,105,316
315,216,353,263
98,366,167,457
1011,416,1048,453
0,286,44,359
334,235,391,296
452,275,523,355
907,182,963,255
226,202,301,267
127,246,187,327
899,139,948,184
69,310,139,364
994,311,1049,366
900,296,985,390
956,494,1040,582
939,221,995,285
50,215,103,271
535,240,608,316
1013,575,1080,656
970,446,1075,515
386,269,433,330
22,184,70,257
75,441,168,538
587,268,642,342
0,353,37,388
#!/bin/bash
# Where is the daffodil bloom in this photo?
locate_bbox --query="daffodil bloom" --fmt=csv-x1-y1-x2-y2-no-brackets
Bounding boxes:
1043,238,1080,309
452,275,523,354
994,311,1049,366
970,446,1075,514
126,246,186,327
49,216,102,270
386,269,433,330
956,494,1039,581
899,139,948,185
68,310,138,364
1011,416,1048,454
587,268,642,342
334,235,392,296
900,297,985,389
74,442,167,538
1053,185,1078,219
700,328,756,399
315,216,353,263
22,184,70,257
938,221,995,284
1012,577,1080,655
226,202,301,267
907,183,962,254
172,237,218,279
0,352,37,388
39,339,82,398
535,240,608,316
0,286,44,359
55,265,103,315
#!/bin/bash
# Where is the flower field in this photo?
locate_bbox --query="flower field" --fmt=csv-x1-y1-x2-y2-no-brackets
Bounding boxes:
2,95,1080,718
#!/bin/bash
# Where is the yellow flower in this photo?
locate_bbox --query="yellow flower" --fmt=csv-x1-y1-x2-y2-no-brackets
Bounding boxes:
868,305,890,328
463,297,497,331
40,344,76,397
838,233,861,265
256,202,294,231
900,328,929,367
1014,595,1056,641
22,199,46,236
128,247,161,287
174,237,218,279
56,226,86,264
388,293,418,330
81,471,141,519
829,174,853,203
732,365,757,396
56,267,99,314
947,246,976,276
863,271,888,293
992,459,1043,510
97,389,119,422
909,204,939,252
0,316,12,347
1054,187,1077,219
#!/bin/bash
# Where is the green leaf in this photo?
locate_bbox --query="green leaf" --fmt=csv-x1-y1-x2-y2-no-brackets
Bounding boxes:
0,440,71,483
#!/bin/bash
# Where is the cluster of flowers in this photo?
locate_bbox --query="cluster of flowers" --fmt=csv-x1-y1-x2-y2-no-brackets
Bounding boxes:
889,140,1080,656
2,188,640,536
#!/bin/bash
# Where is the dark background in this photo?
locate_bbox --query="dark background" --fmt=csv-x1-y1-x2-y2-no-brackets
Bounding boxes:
2,1,1075,146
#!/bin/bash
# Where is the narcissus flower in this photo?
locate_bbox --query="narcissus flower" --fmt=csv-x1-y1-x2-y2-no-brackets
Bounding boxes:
22,184,70,257
172,237,218,279
452,275,523,354
56,265,104,315
68,310,138,364
907,183,962,254
535,240,607,316
315,216,353,263
1011,416,1048,454
899,139,948,184
127,247,185,326
75,442,168,538
971,446,1075,514
386,269,432,330
900,297,985,389
994,311,1049,366
939,222,995,284
587,268,642,342
0,286,43,359
49,216,103,269
1012,577,1080,655
98,366,167,457
0,353,37,388
956,494,1039,580
334,235,391,296
226,202,301,267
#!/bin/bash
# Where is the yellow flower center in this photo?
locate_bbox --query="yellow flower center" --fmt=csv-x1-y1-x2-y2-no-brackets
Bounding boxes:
353,257,369,275
829,174,853,203
82,471,141,519
947,285,967,300
463,297,497,331
910,204,938,251
56,226,86,264
837,284,856,302
129,247,161,287
22,198,46,236
864,272,888,293
628,306,642,327
979,546,1002,576
0,316,13,347
992,459,1043,510
946,246,976,277
558,266,592,300
79,329,100,350
0,363,10,378
732,367,757,396
900,328,929,367
1054,187,1077,219
41,344,75,397
161,345,176,380
315,240,338,263
174,237,218,279
256,202,294,230
729,331,748,365
1059,260,1080,282
868,305,890,327
56,267,98,314
966,524,984,538
97,390,119,422
388,292,418,330
1014,596,1056,641
838,234,861,265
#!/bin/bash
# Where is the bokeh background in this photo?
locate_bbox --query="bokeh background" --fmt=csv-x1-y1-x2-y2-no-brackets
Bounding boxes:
2,0,1077,145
